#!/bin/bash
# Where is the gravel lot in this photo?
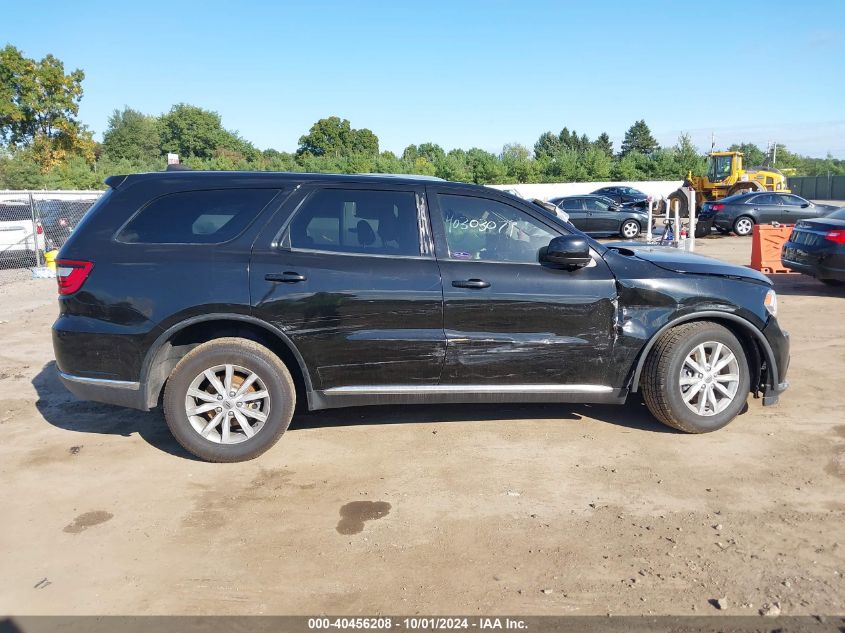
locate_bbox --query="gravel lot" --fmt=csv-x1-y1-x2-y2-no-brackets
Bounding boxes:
0,236,843,616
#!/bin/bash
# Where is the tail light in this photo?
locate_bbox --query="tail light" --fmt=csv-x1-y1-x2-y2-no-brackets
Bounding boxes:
711,204,725,212
825,230,845,244
56,259,93,295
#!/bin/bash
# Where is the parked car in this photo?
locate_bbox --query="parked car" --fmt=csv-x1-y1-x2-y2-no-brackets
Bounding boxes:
697,192,841,237
549,195,649,238
53,171,789,462
591,186,649,206
0,202,45,268
781,207,845,286
36,199,95,250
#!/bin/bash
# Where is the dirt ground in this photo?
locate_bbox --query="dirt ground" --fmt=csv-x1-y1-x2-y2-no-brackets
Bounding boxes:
0,236,843,617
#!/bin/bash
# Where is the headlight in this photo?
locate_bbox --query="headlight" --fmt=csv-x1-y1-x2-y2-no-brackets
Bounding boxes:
764,289,778,317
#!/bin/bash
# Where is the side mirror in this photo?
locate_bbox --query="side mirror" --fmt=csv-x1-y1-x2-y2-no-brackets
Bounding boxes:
609,204,619,212
801,202,810,208
540,235,591,270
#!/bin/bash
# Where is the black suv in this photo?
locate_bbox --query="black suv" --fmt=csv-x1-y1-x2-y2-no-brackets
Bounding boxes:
53,171,790,462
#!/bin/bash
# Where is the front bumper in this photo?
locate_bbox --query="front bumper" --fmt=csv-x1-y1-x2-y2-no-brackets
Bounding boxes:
761,318,790,406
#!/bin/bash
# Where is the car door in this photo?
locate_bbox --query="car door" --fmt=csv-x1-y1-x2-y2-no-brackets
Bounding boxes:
558,198,589,231
249,183,446,391
746,194,781,223
584,197,617,233
779,194,818,222
428,187,618,389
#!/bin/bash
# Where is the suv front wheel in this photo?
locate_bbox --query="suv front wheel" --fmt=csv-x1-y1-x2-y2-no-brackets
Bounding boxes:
163,337,296,462
641,322,750,433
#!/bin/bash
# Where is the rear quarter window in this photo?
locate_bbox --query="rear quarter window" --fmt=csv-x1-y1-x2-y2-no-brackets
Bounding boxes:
116,189,279,244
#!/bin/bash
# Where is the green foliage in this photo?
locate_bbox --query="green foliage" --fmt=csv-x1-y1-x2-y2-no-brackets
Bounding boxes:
0,45,93,169
621,119,659,157
593,132,613,158
674,133,706,176
728,142,766,167
101,107,160,162
533,131,561,161
297,116,378,158
159,103,251,160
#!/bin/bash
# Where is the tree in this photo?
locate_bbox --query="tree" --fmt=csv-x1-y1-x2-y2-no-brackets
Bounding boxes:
101,107,161,162
582,147,613,181
350,128,379,156
297,116,379,157
620,120,659,157
159,104,228,159
593,132,613,158
534,131,561,160
416,142,445,163
501,143,537,183
0,45,94,169
466,148,506,184
612,151,646,181
727,142,766,167
673,133,705,176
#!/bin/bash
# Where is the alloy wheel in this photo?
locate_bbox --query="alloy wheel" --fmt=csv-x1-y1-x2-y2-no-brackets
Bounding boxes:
678,341,740,417
184,364,271,444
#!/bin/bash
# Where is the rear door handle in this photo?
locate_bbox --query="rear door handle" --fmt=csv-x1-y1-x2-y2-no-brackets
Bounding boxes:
452,278,490,289
265,272,307,283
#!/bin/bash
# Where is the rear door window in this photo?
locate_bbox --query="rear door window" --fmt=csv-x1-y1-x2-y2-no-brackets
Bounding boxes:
559,198,583,211
288,188,421,257
751,194,777,205
117,189,279,244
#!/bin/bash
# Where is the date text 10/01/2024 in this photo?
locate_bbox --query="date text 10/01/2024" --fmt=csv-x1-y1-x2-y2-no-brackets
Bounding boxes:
307,617,528,630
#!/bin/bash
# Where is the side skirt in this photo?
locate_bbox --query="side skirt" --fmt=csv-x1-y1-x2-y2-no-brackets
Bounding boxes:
309,384,628,411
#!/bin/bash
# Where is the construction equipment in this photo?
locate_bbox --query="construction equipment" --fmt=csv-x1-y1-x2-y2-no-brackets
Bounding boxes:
667,151,790,226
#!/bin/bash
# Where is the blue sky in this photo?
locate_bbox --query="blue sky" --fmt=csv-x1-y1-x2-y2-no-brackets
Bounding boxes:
4,0,844,157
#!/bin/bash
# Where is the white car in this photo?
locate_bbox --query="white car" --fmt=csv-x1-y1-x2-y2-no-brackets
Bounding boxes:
0,202,46,267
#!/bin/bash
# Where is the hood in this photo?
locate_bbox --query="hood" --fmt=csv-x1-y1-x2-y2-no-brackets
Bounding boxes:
605,243,772,284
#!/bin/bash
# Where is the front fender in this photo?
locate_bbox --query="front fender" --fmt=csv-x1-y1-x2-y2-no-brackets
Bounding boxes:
627,310,780,394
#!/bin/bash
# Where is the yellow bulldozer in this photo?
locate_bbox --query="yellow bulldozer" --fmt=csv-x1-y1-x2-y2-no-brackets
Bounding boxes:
667,150,790,219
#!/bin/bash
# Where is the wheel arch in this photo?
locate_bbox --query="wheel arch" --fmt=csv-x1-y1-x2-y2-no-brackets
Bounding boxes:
141,314,314,410
629,311,778,396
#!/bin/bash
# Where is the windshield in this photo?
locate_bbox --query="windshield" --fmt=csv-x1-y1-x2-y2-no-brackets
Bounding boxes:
707,155,733,182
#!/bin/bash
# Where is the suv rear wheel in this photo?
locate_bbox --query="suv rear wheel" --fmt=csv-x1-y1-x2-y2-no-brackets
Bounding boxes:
641,322,750,433
163,337,295,462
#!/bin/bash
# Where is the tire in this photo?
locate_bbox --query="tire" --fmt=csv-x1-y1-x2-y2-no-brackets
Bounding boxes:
694,222,710,238
641,322,750,433
667,190,689,218
733,216,754,236
163,337,296,462
619,219,641,239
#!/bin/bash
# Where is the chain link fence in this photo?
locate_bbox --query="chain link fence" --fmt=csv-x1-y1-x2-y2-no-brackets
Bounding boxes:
0,190,103,284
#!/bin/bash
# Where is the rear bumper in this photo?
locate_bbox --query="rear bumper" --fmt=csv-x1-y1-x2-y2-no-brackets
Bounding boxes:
782,242,845,281
58,371,148,410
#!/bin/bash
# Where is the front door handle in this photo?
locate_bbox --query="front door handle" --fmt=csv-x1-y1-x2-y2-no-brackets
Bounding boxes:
452,278,490,289
265,272,307,283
